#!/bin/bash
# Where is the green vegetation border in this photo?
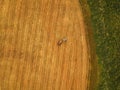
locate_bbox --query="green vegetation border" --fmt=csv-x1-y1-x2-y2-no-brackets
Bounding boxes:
86,0,120,90
79,0,98,90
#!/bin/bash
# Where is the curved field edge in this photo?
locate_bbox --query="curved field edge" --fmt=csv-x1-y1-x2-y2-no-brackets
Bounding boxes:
79,0,98,90
87,0,120,90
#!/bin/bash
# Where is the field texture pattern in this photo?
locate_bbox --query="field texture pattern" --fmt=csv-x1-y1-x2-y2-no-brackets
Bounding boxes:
0,0,95,90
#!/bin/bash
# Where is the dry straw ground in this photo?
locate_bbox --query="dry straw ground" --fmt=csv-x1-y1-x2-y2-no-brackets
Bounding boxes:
0,0,95,90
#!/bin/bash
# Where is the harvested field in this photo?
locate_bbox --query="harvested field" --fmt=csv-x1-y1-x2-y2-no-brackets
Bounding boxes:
0,0,97,90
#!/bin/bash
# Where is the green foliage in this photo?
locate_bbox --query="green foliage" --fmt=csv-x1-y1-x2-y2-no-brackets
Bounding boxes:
87,0,120,90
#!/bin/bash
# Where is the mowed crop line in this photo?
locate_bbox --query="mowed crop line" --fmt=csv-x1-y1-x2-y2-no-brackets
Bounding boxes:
0,0,91,90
